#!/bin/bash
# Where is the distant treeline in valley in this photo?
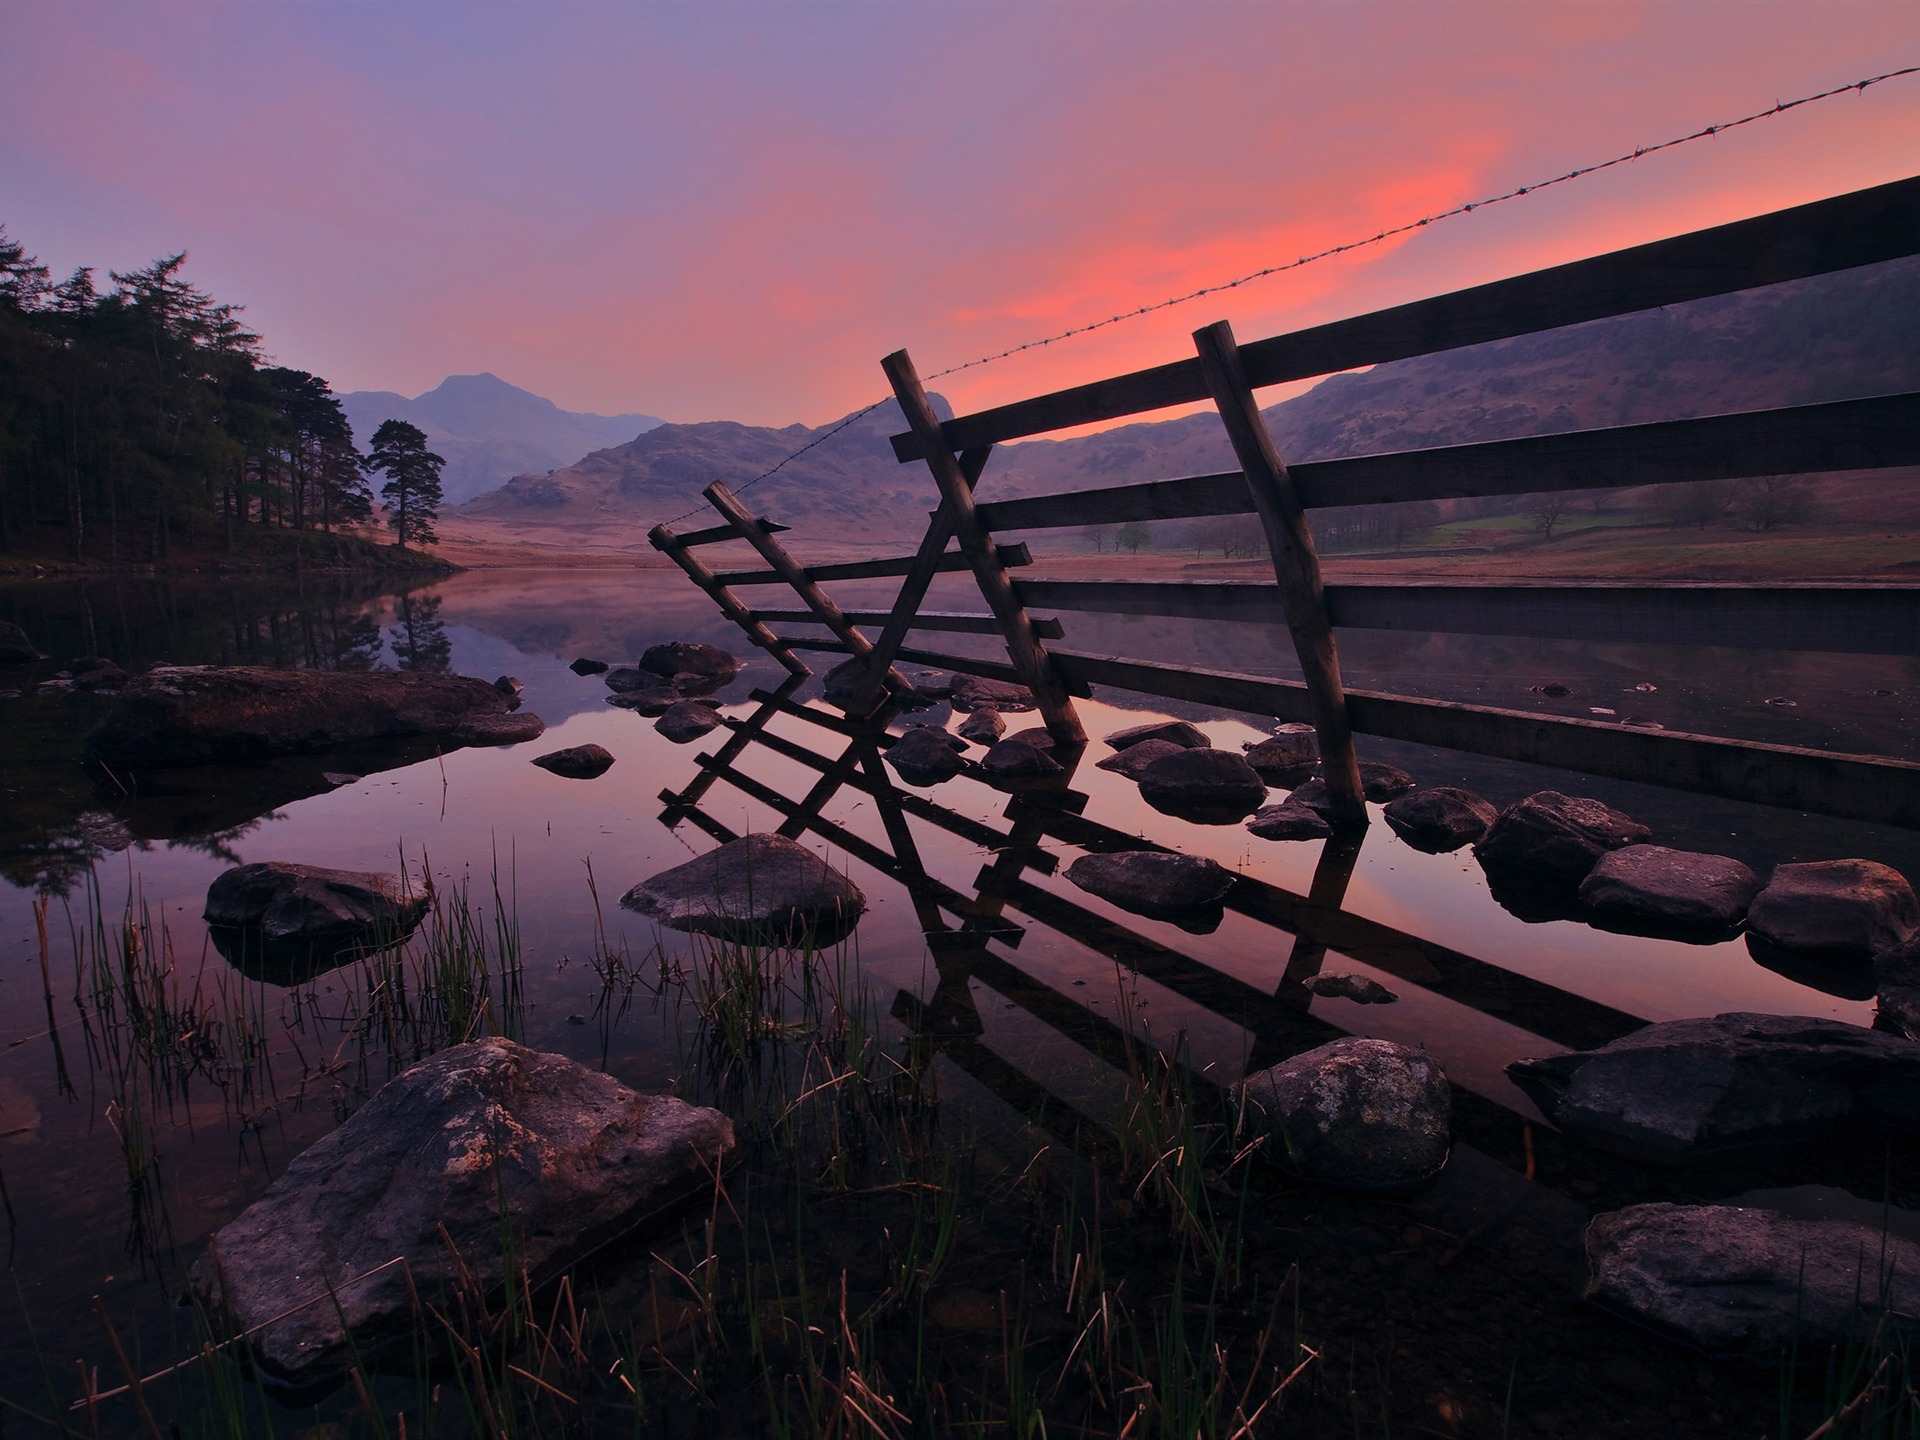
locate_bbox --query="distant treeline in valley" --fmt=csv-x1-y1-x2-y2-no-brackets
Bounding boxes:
0,226,385,562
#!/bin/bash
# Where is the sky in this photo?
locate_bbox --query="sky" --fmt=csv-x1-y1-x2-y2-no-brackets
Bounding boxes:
3,1,1917,431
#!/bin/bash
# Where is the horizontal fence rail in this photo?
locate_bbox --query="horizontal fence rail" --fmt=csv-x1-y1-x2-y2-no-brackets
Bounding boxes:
711,542,1032,587
969,392,1920,532
749,607,1066,640
895,174,1920,459
1012,578,1920,656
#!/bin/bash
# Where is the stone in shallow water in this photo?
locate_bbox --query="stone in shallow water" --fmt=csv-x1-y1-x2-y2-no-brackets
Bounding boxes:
204,862,430,982
1302,972,1397,1004
1064,850,1235,915
639,640,740,681
621,832,866,943
1355,762,1416,802
1139,748,1267,823
655,701,724,744
1382,786,1496,853
532,743,616,779
1237,1037,1450,1189
949,673,1034,713
1577,845,1759,938
1242,725,1318,782
1102,719,1208,752
979,737,1063,779
188,1038,733,1387
450,711,546,745
885,725,966,785
1506,1012,1920,1165
1746,858,1919,965
1245,802,1332,842
955,708,1005,744
569,656,608,676
1095,737,1182,780
1474,790,1650,887
1585,1202,1920,1354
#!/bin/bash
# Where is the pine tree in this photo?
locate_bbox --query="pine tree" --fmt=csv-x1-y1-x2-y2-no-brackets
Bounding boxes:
364,419,444,549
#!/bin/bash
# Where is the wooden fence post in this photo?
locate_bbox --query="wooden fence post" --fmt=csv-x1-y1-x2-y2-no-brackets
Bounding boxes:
882,349,1086,746
1193,319,1365,825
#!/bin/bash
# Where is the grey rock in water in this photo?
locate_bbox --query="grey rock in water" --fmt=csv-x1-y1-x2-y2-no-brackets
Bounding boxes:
1302,972,1398,1004
1474,790,1651,887
1103,720,1208,752
1354,762,1416,802
85,666,523,768
1064,850,1235,914
1578,845,1760,938
956,708,1006,744
1507,1012,1920,1166
949,673,1035,713
605,666,675,696
820,657,923,710
1139,747,1267,823
655,701,724,744
639,641,740,681
622,832,866,943
980,736,1064,778
493,675,524,699
569,656,609,676
1585,1202,1920,1354
1746,859,1919,966
450,711,546,745
1237,1038,1450,1189
1095,737,1183,780
1242,724,1318,780
204,862,430,972
1383,786,1497,853
0,620,40,664
532,743,616,779
70,656,128,690
1283,777,1336,818
1246,802,1333,842
885,725,967,785
188,1038,734,1387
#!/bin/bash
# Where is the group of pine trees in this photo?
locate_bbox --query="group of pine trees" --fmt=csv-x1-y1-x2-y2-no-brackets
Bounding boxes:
0,225,441,560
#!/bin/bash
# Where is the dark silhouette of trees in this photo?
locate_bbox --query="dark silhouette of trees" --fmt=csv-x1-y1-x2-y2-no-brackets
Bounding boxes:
365,420,444,549
0,223,399,560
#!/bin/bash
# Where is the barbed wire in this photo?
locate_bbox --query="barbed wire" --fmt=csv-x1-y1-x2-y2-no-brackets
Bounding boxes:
656,62,1918,531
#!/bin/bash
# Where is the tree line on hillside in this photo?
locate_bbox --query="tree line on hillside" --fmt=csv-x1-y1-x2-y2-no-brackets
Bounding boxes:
0,226,442,561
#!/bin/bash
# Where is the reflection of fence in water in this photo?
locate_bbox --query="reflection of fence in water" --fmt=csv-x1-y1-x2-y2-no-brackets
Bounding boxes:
656,686,1649,1153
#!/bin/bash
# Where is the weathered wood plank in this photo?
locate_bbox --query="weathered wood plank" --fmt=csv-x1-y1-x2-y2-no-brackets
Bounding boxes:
971,393,1920,531
751,606,1065,640
1046,648,1920,828
894,174,1920,458
884,349,1086,745
712,542,1032,587
1195,320,1364,824
647,522,810,676
1014,578,1920,656
780,637,1052,691
672,516,791,548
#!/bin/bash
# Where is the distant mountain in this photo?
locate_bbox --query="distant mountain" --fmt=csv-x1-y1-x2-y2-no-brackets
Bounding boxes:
455,256,1920,538
457,397,954,536
338,373,663,505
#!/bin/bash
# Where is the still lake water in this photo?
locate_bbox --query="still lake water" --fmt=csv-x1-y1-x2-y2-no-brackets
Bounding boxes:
0,565,1916,1416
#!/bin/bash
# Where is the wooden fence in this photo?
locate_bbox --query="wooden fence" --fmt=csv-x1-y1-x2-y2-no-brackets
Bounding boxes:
652,173,1920,830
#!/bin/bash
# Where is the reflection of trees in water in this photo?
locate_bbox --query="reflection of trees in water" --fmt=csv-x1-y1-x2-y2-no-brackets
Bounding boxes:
389,592,452,674
162,818,278,869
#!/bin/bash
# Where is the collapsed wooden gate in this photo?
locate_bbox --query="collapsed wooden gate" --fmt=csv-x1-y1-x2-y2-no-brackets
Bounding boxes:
653,174,1920,830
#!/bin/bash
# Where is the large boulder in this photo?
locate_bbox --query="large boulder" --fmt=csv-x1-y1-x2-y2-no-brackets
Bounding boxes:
639,641,740,681
1507,1013,1920,1165
532,743,616,779
85,666,528,769
0,620,40,664
1585,1203,1920,1354
1095,737,1183,780
621,832,866,943
1473,791,1651,887
1242,723,1318,781
885,726,967,786
1382,787,1497,853
1103,720,1208,752
1577,845,1760,938
1746,859,1919,965
1139,748,1267,823
188,1039,733,1386
1064,850,1235,916
204,862,431,982
1237,1038,1450,1189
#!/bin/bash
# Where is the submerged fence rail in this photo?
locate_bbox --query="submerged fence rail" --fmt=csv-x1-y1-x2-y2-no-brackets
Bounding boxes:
653,171,1920,831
